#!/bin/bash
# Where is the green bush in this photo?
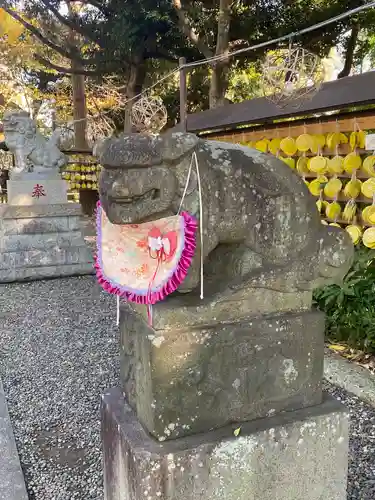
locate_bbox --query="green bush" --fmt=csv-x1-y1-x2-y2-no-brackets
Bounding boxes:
313,245,375,352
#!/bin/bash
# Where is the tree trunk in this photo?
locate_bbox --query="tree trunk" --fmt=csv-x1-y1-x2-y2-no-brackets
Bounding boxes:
338,24,359,79
71,61,88,149
124,57,146,133
209,0,231,108
67,1,88,149
209,63,230,108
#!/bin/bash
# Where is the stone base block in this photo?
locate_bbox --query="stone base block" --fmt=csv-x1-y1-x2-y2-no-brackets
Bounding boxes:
120,304,324,440
7,179,68,205
0,203,93,282
102,388,349,500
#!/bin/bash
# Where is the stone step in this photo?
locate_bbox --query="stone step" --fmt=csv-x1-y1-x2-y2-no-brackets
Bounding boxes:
0,246,92,270
1,215,81,235
1,231,86,252
0,262,94,282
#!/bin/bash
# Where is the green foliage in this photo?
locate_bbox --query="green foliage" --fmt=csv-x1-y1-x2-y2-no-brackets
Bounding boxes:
226,63,263,103
313,246,375,352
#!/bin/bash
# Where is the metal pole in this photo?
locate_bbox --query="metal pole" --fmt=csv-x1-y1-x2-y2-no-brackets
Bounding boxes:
179,57,187,132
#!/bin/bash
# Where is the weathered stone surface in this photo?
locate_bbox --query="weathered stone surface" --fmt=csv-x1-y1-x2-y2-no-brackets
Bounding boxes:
1,231,85,252
0,203,83,219
0,262,94,282
95,132,354,298
7,179,68,205
102,388,349,500
120,304,324,440
0,246,91,269
0,203,93,282
130,288,312,331
1,216,70,235
97,132,351,500
0,380,28,500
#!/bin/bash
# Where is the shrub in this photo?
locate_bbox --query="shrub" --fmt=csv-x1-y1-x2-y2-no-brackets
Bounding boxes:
313,245,375,352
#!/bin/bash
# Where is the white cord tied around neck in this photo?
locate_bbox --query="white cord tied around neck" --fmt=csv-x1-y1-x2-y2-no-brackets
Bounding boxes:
116,294,120,326
178,151,204,300
116,151,204,326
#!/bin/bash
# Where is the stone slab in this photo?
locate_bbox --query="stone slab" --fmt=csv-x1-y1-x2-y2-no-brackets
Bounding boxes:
324,348,375,407
0,262,94,282
102,388,349,500
131,289,313,330
1,215,81,235
7,179,68,205
120,305,324,440
0,246,92,269
1,230,86,252
0,380,28,500
0,203,83,219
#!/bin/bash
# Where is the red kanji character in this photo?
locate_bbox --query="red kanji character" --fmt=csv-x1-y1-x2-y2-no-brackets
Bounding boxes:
32,184,46,198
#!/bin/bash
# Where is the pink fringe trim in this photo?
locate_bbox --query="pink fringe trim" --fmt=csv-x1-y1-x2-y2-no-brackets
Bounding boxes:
94,201,198,305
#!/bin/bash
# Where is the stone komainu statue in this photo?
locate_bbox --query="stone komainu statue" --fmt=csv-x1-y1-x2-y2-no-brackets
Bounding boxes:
94,132,354,298
3,110,67,177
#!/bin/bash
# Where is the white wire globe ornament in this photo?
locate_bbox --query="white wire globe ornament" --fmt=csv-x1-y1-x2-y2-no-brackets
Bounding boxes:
131,95,167,134
261,46,325,108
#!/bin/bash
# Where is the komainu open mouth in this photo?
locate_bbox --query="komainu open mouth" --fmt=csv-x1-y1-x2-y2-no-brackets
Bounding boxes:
112,188,159,204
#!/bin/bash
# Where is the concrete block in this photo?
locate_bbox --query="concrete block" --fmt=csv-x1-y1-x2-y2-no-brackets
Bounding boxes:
120,305,324,440
102,388,349,500
7,179,68,205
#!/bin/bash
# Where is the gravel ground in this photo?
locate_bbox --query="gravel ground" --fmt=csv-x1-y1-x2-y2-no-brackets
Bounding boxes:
324,382,375,500
0,276,374,499
0,276,118,499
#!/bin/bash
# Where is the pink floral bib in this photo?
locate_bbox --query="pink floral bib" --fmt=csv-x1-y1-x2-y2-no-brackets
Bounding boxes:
95,202,197,305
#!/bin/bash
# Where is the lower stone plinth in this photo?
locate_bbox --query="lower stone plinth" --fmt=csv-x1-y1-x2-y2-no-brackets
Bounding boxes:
0,203,93,282
102,388,349,500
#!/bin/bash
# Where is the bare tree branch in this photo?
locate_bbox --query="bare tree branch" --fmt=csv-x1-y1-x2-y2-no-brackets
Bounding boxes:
1,6,78,61
1,5,102,66
171,0,213,59
145,50,178,63
39,0,105,47
34,54,108,76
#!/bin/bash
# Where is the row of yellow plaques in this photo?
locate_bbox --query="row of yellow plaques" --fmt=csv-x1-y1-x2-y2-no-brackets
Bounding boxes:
306,176,375,199
324,221,375,248
245,130,367,156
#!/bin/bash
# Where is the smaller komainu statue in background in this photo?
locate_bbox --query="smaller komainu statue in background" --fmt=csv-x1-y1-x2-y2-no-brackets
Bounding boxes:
3,110,67,179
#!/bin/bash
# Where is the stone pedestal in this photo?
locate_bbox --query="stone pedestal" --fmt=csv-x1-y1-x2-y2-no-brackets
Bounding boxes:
7,178,68,205
102,295,349,499
0,204,93,282
119,302,324,440
102,388,348,500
